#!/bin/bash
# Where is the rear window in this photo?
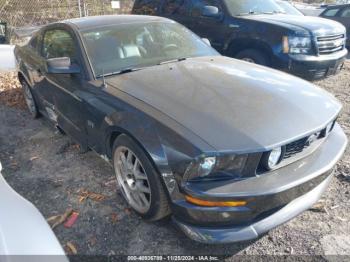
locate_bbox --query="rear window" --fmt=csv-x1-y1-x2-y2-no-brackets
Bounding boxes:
133,0,162,15
322,8,340,17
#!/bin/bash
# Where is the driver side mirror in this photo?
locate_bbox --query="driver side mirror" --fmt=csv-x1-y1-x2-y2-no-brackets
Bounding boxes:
201,5,221,18
47,57,80,74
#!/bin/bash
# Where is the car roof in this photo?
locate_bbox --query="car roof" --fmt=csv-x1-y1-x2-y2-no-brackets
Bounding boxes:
324,4,350,10
63,15,172,30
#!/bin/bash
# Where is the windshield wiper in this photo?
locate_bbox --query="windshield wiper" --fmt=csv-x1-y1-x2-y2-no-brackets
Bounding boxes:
158,57,187,65
266,10,286,14
97,67,143,78
237,11,261,16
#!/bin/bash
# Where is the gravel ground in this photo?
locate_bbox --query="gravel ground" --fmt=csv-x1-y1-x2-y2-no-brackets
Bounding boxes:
0,64,349,259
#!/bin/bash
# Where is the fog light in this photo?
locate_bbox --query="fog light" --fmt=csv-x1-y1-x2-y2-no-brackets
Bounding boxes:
268,147,283,169
185,195,247,207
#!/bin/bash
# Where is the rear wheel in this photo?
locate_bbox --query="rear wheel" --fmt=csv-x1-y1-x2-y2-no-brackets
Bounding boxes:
112,134,170,221
20,79,39,118
236,49,269,66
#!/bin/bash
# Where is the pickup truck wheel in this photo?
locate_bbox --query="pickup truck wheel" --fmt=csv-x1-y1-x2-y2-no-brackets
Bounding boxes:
112,134,171,221
20,79,40,119
236,49,269,66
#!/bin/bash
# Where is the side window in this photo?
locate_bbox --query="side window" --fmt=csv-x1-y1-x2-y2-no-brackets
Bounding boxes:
42,29,77,62
322,8,340,17
340,8,350,18
133,0,162,15
163,0,191,15
192,0,222,17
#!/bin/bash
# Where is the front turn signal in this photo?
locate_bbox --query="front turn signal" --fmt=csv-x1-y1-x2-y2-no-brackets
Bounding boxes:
185,195,247,207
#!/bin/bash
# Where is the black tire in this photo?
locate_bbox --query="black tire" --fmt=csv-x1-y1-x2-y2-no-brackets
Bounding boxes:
235,49,269,66
20,78,40,119
112,134,171,221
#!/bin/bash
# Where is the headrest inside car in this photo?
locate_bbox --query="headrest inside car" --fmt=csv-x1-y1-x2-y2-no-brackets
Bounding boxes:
122,45,141,58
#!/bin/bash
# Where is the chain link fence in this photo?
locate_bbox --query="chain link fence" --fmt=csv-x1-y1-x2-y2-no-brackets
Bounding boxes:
0,0,135,42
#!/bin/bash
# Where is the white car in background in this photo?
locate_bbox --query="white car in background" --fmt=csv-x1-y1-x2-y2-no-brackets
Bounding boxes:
0,162,68,262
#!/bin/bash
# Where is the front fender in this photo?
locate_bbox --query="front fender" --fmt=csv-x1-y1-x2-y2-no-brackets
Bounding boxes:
103,109,207,176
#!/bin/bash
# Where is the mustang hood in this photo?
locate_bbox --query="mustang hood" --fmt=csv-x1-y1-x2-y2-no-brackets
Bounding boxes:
243,14,345,36
106,56,341,152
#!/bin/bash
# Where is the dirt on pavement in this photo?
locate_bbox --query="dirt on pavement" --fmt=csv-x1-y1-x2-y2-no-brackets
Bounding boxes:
0,64,349,258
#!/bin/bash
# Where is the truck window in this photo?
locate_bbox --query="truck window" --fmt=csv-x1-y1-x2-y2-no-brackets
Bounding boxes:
192,0,222,17
340,8,350,18
133,0,162,15
163,0,191,15
322,8,340,17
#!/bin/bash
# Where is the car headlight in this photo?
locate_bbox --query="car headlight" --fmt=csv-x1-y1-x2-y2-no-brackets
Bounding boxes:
183,154,248,181
262,147,284,170
198,157,216,177
283,36,312,54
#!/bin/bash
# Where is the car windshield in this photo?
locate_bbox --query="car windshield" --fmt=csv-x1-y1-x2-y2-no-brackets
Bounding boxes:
81,21,219,77
276,1,303,16
224,0,285,16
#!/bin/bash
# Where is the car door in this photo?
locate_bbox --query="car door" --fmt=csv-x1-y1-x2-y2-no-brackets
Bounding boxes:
40,26,88,146
336,7,350,46
160,0,195,31
189,0,228,52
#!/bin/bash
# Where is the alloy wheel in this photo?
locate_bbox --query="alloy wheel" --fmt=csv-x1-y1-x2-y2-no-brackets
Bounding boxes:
114,146,151,214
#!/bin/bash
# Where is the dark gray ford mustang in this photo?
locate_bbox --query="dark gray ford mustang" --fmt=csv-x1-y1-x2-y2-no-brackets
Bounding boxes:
15,15,347,244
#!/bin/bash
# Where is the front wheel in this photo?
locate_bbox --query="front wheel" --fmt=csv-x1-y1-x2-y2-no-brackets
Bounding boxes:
112,134,170,221
235,49,269,66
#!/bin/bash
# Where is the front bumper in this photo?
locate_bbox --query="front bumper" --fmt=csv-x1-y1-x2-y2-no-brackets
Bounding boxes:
174,174,332,244
286,49,348,80
171,124,347,244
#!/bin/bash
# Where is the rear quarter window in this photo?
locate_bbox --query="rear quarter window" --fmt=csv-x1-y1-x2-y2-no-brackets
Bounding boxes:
29,35,38,49
132,0,162,15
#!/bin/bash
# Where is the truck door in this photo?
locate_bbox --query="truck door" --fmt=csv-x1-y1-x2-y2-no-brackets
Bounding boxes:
189,0,228,53
161,0,195,31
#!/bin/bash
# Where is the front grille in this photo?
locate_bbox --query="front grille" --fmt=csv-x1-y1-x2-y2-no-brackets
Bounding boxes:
284,137,309,159
258,120,336,173
316,34,346,55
